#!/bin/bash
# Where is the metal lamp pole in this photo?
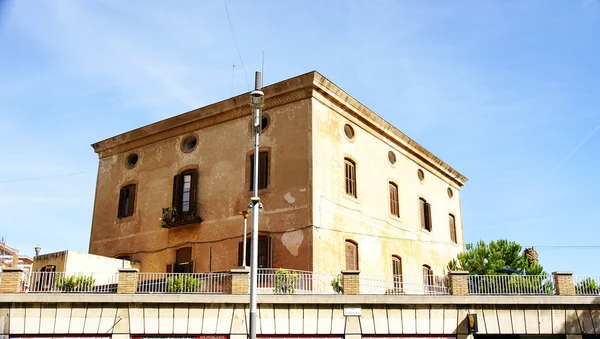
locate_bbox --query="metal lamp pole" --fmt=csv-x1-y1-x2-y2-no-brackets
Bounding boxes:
248,71,264,339
241,211,249,267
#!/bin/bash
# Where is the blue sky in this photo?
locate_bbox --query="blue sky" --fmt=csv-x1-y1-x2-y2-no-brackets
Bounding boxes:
1,0,599,275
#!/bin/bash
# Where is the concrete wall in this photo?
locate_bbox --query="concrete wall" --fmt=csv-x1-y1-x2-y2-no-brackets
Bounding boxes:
310,91,464,277
89,93,313,272
1,294,597,338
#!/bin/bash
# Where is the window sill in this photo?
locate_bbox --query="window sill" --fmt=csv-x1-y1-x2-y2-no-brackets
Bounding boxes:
420,229,432,235
116,215,138,224
343,194,360,205
389,214,402,223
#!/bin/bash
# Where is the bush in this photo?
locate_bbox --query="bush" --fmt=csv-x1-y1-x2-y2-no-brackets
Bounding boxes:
56,274,96,292
330,275,343,294
166,275,203,292
575,278,600,295
274,268,298,294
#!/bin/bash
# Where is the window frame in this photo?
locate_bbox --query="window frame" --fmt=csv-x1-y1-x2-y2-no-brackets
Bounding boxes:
118,184,136,218
249,151,269,191
422,264,433,289
173,169,198,215
344,158,357,198
389,182,399,217
173,247,194,273
345,240,359,271
419,197,432,231
392,255,402,290
449,213,457,243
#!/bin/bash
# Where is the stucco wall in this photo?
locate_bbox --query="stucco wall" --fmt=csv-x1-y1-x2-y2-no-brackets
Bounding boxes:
89,97,313,272
310,94,464,278
32,251,137,273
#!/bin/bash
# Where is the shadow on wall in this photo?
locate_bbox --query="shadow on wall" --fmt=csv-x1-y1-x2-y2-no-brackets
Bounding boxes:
562,296,600,335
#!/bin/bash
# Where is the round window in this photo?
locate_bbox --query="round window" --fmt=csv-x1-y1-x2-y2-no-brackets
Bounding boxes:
417,169,425,182
388,151,397,165
344,124,355,140
182,135,198,152
447,187,454,198
126,153,138,168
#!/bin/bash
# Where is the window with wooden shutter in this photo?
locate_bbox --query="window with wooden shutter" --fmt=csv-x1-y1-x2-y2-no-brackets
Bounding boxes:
345,240,358,270
175,247,192,273
392,255,402,290
449,214,457,243
419,198,432,231
344,158,357,197
250,152,269,191
173,170,198,214
117,184,136,218
422,265,433,293
389,182,399,217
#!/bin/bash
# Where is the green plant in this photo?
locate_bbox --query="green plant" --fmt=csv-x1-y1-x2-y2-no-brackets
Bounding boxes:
274,268,299,294
56,274,96,292
330,275,343,294
166,275,203,292
385,288,405,295
160,207,178,227
575,278,600,295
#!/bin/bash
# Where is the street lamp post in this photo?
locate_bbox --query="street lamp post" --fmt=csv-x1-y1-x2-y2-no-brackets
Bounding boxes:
248,71,264,339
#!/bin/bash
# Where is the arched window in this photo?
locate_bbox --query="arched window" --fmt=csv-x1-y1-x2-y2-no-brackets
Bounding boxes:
344,158,357,197
345,240,358,270
449,214,457,243
419,198,432,231
422,265,433,293
392,255,402,290
389,182,399,217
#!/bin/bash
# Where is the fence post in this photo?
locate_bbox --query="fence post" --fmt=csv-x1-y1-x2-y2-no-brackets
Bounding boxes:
449,271,469,296
230,268,250,294
117,268,139,294
341,270,360,295
553,271,575,296
0,267,24,293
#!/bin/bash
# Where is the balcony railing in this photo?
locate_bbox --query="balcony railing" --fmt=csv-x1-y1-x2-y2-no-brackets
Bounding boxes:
468,274,555,295
574,276,600,295
136,272,229,293
256,268,339,294
27,272,118,293
160,204,203,229
360,274,450,295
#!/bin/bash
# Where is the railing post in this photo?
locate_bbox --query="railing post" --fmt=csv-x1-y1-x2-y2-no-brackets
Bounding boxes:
117,268,139,294
341,270,360,295
553,271,575,296
449,271,470,296
230,268,250,294
0,267,24,293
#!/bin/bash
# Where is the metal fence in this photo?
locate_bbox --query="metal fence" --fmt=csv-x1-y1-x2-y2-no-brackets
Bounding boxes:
360,275,449,295
468,275,555,295
136,272,229,293
27,272,118,293
574,276,600,295
256,268,339,294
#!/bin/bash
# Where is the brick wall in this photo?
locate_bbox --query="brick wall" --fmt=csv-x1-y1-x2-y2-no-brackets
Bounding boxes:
117,268,138,294
449,271,469,296
342,270,360,295
0,268,23,293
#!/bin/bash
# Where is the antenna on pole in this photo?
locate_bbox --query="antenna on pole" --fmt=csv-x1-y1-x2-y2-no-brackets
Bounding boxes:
231,64,236,96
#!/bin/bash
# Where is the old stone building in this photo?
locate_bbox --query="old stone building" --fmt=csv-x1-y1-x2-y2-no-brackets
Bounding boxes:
88,71,467,278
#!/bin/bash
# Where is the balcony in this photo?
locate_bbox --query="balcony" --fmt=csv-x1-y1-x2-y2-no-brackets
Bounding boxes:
160,204,203,229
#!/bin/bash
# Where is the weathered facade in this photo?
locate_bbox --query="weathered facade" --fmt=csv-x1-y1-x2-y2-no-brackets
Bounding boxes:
88,71,467,277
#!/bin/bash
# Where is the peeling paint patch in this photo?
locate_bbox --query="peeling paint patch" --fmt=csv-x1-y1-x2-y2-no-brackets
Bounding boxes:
281,229,303,256
283,192,296,204
298,188,307,192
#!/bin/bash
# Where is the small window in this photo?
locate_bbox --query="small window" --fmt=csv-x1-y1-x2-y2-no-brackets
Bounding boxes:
449,214,457,243
389,182,399,217
417,169,425,182
126,154,139,168
447,187,454,198
345,240,358,270
173,170,198,214
249,151,269,191
422,265,433,288
344,124,355,140
344,158,357,198
419,198,432,231
392,255,402,290
261,115,270,132
182,135,198,152
171,247,193,273
118,184,136,218
388,151,397,165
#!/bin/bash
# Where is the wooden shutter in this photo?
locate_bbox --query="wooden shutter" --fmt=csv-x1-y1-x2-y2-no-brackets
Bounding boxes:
249,154,255,191
238,241,244,267
389,183,399,216
189,170,198,214
166,264,173,273
345,241,357,270
259,152,268,189
449,214,456,243
425,202,432,231
344,159,356,197
189,260,195,273
419,199,426,229
127,185,136,217
172,174,183,210
117,188,126,218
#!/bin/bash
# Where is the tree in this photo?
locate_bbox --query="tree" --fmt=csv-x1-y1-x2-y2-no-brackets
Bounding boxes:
447,239,545,275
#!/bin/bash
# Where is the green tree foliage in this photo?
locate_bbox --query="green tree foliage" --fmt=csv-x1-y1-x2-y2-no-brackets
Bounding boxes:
166,275,203,292
274,268,299,294
575,278,600,295
56,274,96,292
447,239,545,275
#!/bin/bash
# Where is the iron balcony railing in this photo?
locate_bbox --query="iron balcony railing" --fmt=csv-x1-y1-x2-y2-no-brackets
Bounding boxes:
160,203,203,229
360,274,450,295
27,272,118,293
574,276,600,295
256,268,340,294
136,272,229,293
468,274,555,295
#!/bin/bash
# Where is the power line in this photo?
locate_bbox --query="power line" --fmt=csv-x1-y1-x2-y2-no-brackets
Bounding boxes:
0,170,95,184
223,0,249,91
